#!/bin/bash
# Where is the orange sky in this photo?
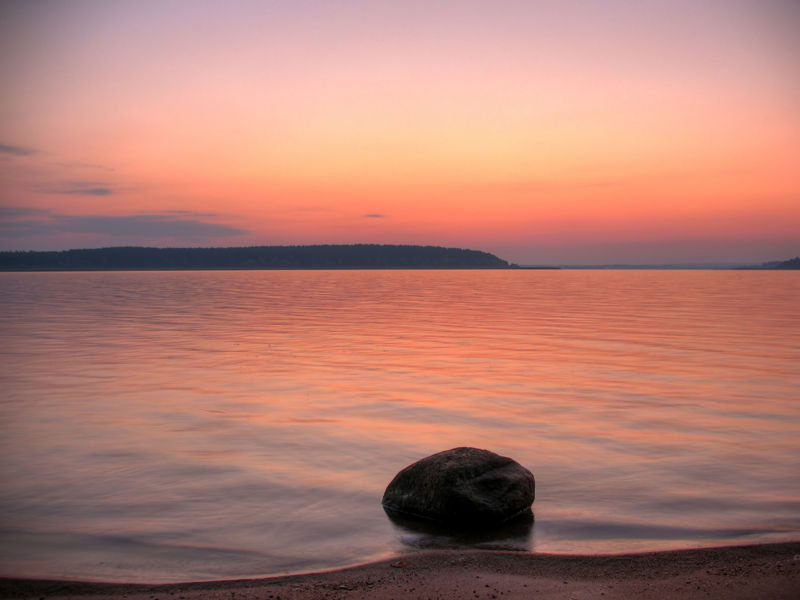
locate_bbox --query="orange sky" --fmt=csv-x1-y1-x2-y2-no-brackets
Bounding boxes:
1,0,798,264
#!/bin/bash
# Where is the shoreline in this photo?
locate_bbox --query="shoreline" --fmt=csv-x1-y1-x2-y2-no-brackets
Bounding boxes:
3,541,798,599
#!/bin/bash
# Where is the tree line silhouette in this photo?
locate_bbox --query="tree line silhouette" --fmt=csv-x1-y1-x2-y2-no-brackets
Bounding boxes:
775,256,800,269
0,244,516,271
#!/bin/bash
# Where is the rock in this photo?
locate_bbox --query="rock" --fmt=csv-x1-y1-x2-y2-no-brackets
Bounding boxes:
385,501,534,548
382,447,535,528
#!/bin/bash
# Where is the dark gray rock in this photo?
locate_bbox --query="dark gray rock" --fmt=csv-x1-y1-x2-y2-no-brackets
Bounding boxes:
385,502,534,548
382,447,535,528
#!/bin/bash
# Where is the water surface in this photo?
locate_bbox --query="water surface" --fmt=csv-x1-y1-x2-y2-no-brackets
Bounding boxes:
1,270,798,582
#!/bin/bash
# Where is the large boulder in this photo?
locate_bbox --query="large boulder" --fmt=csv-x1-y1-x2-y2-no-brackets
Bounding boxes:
382,447,535,528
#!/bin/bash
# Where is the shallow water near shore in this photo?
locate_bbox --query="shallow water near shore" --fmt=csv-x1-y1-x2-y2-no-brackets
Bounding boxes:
1,269,798,583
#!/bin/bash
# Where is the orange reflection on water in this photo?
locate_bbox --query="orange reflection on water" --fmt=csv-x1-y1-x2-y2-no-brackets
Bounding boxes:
0,269,798,582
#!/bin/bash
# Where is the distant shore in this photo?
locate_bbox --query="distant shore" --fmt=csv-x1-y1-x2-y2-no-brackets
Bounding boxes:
0,266,558,272
3,541,798,599
3,246,797,271
0,244,517,271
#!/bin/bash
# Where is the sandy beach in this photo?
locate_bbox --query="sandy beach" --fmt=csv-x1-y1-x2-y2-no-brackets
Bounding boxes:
2,541,798,600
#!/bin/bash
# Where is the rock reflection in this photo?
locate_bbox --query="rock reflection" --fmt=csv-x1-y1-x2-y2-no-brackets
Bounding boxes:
384,506,534,551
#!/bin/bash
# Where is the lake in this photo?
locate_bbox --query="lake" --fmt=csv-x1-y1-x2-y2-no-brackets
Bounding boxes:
0,269,798,583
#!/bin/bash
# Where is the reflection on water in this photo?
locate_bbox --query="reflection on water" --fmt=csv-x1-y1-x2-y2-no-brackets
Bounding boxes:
384,506,534,550
0,269,798,582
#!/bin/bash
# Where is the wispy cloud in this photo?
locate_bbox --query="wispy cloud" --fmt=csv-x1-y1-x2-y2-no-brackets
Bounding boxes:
60,215,246,237
364,214,386,218
37,181,114,196
0,207,51,218
0,208,58,237
0,208,247,240
162,210,220,217
0,143,35,156
53,161,115,172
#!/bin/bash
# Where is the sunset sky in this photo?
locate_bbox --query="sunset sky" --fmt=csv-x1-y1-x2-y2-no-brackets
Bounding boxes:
1,0,798,265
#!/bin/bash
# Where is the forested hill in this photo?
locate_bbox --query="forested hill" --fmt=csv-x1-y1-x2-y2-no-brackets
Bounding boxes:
738,256,800,270
775,256,800,269
0,245,515,271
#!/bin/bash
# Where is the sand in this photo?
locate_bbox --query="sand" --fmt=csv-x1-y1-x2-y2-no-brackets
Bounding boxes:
2,541,798,600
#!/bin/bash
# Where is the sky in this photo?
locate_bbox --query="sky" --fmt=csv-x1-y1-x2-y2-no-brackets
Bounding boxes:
1,0,798,265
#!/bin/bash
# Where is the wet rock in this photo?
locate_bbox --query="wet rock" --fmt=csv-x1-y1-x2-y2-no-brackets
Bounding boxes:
382,447,535,528
385,502,534,549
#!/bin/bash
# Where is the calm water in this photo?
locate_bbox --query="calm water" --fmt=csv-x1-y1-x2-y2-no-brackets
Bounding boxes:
0,270,798,583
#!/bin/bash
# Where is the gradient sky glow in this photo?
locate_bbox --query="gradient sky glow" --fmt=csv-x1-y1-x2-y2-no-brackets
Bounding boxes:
1,0,798,264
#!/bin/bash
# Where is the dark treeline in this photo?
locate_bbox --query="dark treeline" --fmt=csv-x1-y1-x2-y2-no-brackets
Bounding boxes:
0,244,516,271
776,256,800,269
738,256,800,270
